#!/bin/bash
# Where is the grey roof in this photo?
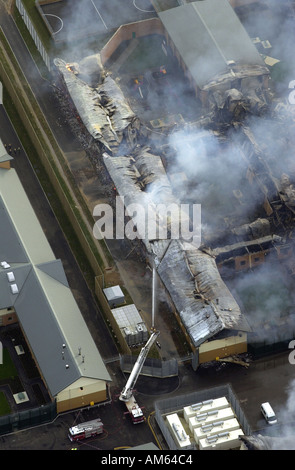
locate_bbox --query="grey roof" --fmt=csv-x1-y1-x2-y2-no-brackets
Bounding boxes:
0,195,29,264
0,167,111,396
103,285,124,301
158,0,266,89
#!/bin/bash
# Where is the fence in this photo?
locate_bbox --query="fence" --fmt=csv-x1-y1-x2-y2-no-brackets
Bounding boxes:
16,0,51,70
120,355,178,378
154,383,251,450
0,401,57,435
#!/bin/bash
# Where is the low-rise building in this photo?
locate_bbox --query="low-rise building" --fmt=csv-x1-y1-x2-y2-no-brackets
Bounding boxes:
0,149,111,413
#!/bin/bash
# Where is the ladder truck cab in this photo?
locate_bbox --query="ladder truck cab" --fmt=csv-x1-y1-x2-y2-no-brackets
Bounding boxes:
68,418,103,442
119,330,160,424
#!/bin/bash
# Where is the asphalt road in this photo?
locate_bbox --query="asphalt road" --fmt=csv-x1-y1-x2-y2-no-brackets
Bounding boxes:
0,103,118,360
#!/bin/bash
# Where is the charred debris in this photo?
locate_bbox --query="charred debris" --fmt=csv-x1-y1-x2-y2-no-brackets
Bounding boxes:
53,53,295,353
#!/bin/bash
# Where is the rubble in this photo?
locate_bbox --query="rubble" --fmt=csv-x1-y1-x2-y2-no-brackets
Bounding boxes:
157,239,251,348
53,58,141,153
102,147,189,262
52,43,295,359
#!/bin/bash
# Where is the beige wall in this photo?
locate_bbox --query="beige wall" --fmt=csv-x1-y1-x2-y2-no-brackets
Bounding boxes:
198,332,247,364
56,378,108,413
0,161,11,169
218,244,293,273
0,308,18,326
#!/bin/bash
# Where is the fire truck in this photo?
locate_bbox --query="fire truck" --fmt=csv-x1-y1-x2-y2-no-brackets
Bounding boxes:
68,418,104,442
119,329,160,424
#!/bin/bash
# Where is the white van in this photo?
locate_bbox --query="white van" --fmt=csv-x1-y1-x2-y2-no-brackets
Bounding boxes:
261,402,277,425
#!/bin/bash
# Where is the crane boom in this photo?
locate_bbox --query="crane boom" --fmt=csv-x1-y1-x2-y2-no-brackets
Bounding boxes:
119,330,160,402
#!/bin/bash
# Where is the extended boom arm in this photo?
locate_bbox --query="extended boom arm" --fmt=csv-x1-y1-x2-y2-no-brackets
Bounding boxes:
119,330,160,402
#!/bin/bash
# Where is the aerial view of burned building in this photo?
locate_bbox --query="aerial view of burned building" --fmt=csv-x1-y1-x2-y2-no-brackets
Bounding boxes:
52,0,295,366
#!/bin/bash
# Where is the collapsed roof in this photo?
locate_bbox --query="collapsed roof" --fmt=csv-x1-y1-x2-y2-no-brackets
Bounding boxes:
54,58,139,153
52,1,293,351
103,147,185,261
158,240,251,348
103,146,251,347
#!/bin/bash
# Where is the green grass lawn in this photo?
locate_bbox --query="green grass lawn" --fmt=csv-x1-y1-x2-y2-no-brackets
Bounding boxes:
0,391,11,416
0,349,16,416
0,349,18,380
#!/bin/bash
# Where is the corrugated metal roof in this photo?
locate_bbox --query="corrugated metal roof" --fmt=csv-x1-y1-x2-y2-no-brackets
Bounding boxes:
158,0,266,89
158,240,251,348
0,167,111,396
54,58,135,152
103,146,251,346
111,304,144,329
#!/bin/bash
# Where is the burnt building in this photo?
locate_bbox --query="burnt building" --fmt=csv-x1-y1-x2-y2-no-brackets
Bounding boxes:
158,0,269,107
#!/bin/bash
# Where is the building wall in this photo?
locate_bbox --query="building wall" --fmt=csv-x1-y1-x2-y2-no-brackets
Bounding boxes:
100,18,164,66
56,378,108,413
37,0,62,4
0,308,18,326
218,244,293,273
0,161,10,169
163,30,201,100
198,332,247,364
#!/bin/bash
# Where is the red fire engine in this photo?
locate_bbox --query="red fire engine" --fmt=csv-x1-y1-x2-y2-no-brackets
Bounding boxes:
68,418,103,442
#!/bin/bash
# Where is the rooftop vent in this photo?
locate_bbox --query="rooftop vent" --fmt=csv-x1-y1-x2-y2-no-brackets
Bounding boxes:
10,284,19,294
1,261,10,269
7,272,15,283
